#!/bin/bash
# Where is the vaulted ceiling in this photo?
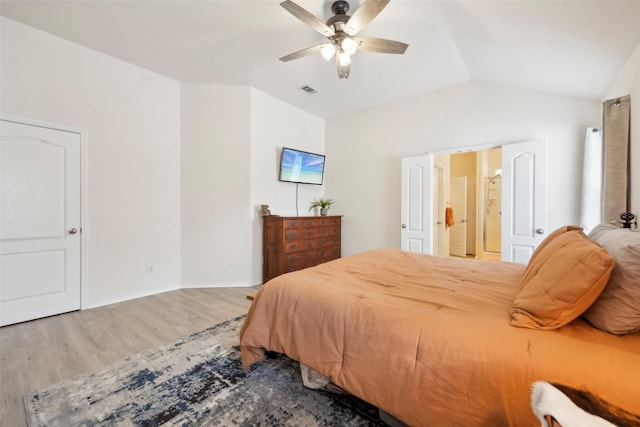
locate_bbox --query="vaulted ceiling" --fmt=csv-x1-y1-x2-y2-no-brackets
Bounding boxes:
2,0,640,118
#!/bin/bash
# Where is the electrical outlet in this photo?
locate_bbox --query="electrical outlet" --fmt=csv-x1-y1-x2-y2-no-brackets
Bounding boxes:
148,264,154,273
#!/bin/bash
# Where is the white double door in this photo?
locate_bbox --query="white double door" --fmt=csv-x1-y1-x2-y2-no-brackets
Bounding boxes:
401,140,546,264
1,119,82,326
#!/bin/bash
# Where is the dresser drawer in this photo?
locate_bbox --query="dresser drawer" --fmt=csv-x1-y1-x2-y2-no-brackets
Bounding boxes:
317,226,340,237
317,236,340,247
284,251,317,271
284,240,316,253
318,246,340,260
302,228,317,238
317,217,341,227
285,228,316,240
284,219,302,229
300,218,317,227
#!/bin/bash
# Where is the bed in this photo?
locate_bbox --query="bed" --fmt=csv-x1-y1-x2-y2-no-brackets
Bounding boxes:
240,225,640,426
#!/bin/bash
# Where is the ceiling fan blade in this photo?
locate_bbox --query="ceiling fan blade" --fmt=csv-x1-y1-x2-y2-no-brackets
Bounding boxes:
344,0,390,36
279,43,328,62
354,37,408,54
280,0,335,37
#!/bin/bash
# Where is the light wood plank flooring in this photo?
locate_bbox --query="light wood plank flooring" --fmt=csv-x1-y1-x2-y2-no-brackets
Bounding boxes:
0,287,258,427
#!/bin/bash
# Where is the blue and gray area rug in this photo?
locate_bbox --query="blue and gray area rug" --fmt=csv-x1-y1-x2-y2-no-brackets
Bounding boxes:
23,315,386,426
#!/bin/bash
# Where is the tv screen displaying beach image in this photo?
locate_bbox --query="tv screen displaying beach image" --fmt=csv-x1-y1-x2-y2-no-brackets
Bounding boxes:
279,148,325,185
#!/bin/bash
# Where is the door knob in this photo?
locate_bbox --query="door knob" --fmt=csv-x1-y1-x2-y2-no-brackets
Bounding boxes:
68,228,78,235
536,228,544,235
401,224,407,229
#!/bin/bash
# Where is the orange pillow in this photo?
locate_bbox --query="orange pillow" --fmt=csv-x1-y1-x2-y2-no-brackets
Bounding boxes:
510,230,614,330
524,225,583,274
518,225,583,290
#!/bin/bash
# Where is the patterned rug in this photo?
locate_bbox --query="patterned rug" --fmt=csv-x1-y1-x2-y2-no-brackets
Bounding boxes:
23,315,387,426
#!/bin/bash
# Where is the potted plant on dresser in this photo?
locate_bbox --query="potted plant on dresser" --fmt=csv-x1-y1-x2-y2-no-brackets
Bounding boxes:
309,198,334,216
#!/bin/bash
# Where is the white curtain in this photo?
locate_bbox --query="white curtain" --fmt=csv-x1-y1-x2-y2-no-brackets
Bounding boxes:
580,127,602,234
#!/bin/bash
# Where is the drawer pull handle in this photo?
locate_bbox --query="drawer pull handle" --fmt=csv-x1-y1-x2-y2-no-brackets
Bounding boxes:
290,244,296,250
290,256,296,261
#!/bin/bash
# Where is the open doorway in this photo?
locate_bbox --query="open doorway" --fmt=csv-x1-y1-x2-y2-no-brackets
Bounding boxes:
435,147,502,260
401,140,545,263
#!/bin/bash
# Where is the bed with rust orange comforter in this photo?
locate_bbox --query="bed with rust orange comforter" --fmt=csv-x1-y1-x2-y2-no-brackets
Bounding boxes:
240,248,640,426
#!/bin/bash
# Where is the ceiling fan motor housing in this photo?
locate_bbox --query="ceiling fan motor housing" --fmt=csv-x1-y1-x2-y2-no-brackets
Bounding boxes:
325,2,353,81
331,1,350,15
326,5,350,30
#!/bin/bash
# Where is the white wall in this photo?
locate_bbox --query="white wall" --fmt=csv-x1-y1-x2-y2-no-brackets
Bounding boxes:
604,42,640,217
249,89,326,283
1,17,182,307
325,82,601,256
181,84,253,287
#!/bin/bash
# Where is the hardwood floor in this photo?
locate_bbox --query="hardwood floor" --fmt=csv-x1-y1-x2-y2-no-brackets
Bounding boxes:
0,287,258,427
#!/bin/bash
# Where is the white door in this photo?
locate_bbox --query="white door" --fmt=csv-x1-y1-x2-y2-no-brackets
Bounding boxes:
400,155,433,254
432,166,444,256
449,176,467,257
501,140,546,264
465,177,476,256
1,120,82,326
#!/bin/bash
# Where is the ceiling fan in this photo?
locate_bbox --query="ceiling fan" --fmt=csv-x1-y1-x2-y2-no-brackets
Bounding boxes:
279,0,408,79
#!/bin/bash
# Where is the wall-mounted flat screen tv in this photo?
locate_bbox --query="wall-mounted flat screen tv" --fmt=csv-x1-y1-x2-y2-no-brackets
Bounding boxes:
279,147,325,185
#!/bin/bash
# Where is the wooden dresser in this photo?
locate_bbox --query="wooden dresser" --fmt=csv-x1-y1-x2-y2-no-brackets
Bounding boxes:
262,215,342,283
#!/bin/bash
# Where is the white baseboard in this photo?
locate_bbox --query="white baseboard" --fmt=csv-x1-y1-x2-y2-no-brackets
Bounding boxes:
85,285,180,310
84,282,260,310
181,282,259,289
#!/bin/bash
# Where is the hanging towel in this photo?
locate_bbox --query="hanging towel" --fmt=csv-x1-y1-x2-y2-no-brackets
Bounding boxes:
445,206,454,227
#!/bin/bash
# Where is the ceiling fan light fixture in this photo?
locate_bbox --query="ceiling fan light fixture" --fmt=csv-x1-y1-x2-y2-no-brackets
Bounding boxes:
336,63,350,79
320,43,337,61
279,0,408,79
337,49,352,66
341,37,357,55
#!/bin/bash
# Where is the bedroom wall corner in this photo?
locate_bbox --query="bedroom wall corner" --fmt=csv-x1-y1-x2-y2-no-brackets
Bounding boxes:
180,83,253,288
1,17,182,308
